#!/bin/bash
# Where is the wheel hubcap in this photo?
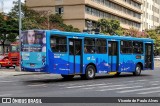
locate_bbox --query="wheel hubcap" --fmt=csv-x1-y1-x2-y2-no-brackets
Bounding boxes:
136,67,141,74
88,68,94,78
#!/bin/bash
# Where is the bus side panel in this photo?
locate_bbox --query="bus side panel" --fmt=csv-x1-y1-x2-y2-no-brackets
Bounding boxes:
83,54,108,74
96,54,108,73
119,55,135,72
47,50,69,75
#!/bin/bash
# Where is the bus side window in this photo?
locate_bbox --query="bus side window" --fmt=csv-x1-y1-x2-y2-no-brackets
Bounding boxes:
96,39,107,54
121,41,132,54
84,38,95,54
133,41,143,54
50,35,67,53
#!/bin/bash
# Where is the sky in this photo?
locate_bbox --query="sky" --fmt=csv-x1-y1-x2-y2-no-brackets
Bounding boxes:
0,0,25,13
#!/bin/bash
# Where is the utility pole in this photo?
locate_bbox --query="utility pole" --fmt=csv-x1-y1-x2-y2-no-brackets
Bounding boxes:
15,0,22,72
19,0,22,39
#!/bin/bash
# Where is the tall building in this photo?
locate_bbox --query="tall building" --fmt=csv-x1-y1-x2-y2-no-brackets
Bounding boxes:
142,0,160,30
26,0,143,31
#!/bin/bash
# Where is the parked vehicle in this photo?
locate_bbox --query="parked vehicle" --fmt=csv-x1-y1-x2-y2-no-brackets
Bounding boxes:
0,55,14,68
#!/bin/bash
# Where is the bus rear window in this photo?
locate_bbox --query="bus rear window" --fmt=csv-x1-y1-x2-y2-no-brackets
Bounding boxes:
50,35,67,52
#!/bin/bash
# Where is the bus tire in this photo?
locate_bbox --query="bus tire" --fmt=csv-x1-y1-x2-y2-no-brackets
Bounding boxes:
85,65,96,80
133,64,141,76
0,64,1,68
61,75,74,80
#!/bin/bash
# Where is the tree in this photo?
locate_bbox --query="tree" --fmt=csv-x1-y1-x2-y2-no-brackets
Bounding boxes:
0,13,18,54
8,1,46,30
97,19,121,35
8,1,80,32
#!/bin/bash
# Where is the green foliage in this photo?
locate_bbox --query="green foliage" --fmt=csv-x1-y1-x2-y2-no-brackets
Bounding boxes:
0,13,18,53
115,27,124,36
8,1,80,32
97,19,121,35
49,14,63,24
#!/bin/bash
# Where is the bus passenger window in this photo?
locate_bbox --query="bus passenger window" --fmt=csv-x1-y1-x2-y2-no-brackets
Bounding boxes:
121,41,132,54
84,38,95,54
133,41,143,54
50,35,67,53
96,39,107,54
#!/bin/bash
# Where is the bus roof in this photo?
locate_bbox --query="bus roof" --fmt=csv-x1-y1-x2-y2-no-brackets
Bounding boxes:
48,30,154,43
22,30,154,43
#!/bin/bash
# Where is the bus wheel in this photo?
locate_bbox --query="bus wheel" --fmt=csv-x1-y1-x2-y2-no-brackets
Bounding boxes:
61,75,74,80
0,64,1,68
133,64,141,76
85,65,96,80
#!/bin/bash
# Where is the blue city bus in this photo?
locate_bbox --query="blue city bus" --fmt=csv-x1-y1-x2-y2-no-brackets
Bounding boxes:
21,30,154,79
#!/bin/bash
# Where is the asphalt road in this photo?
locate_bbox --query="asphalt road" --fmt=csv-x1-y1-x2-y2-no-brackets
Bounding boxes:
0,63,160,106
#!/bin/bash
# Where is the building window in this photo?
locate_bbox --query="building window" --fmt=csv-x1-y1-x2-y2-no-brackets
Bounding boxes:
55,6,64,14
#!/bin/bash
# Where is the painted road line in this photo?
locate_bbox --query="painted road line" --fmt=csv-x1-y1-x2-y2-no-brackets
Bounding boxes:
150,81,160,83
97,86,143,91
0,94,12,96
0,81,15,83
138,90,160,94
118,86,160,93
127,80,147,83
83,84,125,90
27,84,46,87
66,84,107,89
152,84,159,85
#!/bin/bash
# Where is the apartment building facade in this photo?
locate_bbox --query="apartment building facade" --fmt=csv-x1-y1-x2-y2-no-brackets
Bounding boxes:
141,0,160,30
26,0,143,31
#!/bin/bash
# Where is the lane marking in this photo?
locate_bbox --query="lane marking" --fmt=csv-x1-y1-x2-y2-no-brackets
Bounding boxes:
138,90,160,94
152,84,159,85
97,86,143,91
0,94,12,96
83,84,124,90
0,81,14,83
136,80,148,82
27,84,46,87
118,86,160,93
66,84,106,89
150,81,160,83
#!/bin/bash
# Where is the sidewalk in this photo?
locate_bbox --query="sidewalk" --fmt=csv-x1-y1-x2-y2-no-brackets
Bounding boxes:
154,60,160,67
0,69,44,76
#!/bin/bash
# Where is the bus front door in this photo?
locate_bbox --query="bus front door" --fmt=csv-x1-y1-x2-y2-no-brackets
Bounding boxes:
108,41,119,72
69,39,82,74
145,43,153,69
